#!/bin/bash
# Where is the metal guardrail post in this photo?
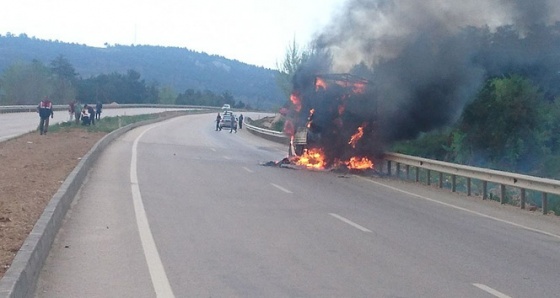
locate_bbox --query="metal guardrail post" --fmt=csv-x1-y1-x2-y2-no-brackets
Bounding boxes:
396,163,400,178
467,178,471,196
542,193,548,214
501,185,506,204
427,170,431,186
387,160,392,176
521,189,526,209
406,165,410,180
439,173,443,189
452,175,457,192
483,181,488,200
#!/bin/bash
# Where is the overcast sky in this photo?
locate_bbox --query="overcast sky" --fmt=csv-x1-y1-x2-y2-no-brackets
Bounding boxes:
0,0,346,69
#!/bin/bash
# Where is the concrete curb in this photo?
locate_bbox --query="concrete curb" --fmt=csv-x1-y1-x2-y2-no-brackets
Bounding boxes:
0,114,183,298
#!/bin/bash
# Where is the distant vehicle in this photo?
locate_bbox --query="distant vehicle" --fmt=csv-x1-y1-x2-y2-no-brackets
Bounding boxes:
218,114,237,130
221,104,231,110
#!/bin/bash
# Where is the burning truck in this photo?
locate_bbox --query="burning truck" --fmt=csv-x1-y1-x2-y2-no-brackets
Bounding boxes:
284,73,382,171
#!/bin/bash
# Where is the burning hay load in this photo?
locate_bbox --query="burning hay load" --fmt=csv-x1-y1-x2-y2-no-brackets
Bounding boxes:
265,0,560,174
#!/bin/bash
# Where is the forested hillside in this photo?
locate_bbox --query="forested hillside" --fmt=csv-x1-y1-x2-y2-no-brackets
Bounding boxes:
0,34,284,109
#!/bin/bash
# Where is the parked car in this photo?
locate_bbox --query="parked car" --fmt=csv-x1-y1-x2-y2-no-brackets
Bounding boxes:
218,114,237,130
221,104,231,110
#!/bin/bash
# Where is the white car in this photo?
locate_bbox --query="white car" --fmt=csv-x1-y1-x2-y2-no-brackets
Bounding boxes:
221,104,231,110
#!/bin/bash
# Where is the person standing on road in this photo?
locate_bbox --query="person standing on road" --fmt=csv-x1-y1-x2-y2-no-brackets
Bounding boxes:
215,113,222,131
87,104,96,125
95,101,103,120
37,96,54,135
238,114,244,129
74,100,82,125
68,100,75,122
230,115,237,133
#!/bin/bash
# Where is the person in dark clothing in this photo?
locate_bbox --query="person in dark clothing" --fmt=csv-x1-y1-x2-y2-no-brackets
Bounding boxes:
215,113,222,131
230,115,237,133
238,114,244,129
95,101,103,120
87,104,96,125
37,96,54,135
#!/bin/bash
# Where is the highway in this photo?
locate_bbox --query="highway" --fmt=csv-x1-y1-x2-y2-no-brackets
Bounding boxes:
24,112,560,297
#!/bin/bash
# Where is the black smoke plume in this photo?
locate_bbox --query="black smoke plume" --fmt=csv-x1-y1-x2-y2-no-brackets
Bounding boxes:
289,0,560,166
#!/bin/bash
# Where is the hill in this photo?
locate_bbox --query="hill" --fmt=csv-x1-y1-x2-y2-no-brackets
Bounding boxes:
0,34,285,109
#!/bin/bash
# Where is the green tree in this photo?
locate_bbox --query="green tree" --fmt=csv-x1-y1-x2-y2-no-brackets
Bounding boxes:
0,60,52,105
458,76,543,171
158,85,176,104
275,39,310,99
50,55,78,103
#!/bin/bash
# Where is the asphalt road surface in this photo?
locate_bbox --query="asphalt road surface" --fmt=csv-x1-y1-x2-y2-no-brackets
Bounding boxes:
32,113,560,297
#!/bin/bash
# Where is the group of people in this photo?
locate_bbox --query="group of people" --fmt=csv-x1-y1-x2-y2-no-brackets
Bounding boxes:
215,112,243,133
37,96,104,135
67,100,103,126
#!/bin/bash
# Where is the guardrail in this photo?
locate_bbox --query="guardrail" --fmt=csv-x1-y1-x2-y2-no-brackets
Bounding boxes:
0,104,219,114
244,118,289,145
383,153,559,214
245,123,558,215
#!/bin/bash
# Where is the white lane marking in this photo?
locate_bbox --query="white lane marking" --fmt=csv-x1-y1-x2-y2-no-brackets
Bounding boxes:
131,124,175,298
329,213,372,233
223,155,232,160
473,283,512,298
243,167,254,173
357,176,560,241
271,183,293,194
210,148,216,152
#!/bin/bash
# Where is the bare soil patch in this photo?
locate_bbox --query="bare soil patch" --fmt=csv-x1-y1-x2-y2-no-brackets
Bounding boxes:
0,128,106,278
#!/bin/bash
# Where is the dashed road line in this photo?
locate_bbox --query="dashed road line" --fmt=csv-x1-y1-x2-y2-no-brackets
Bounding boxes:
243,167,254,173
473,283,512,298
329,213,372,233
271,183,293,194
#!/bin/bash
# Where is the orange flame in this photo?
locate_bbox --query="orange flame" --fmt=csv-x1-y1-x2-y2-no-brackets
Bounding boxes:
348,126,364,148
345,156,374,170
352,82,366,94
294,148,326,169
315,77,327,91
290,92,302,112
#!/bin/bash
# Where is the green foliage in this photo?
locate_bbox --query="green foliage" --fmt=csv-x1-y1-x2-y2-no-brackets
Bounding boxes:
275,39,311,100
158,85,177,105
0,60,52,104
391,129,451,160
272,118,285,132
458,75,542,172
50,55,77,103
49,111,190,133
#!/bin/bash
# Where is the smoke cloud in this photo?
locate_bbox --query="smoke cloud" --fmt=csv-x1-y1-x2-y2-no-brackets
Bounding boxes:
290,0,560,165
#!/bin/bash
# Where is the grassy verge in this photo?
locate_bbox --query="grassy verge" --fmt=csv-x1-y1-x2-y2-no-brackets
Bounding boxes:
48,110,194,133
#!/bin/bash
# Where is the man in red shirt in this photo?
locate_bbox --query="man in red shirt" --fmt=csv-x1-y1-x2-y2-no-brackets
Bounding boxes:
37,96,54,135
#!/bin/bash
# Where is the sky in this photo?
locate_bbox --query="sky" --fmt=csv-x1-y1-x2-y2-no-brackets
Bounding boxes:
0,0,347,69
